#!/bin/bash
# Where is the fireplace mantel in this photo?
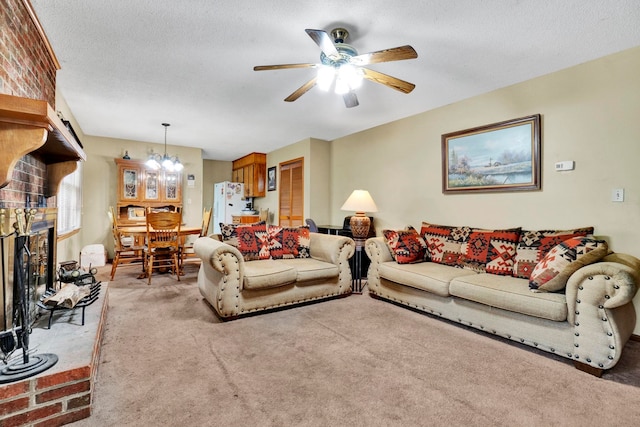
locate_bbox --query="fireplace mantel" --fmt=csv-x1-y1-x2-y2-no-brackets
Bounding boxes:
0,93,86,195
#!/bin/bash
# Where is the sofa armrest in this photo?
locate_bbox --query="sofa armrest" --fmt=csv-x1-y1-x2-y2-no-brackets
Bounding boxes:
565,258,639,369
364,237,392,293
309,233,355,265
194,236,245,317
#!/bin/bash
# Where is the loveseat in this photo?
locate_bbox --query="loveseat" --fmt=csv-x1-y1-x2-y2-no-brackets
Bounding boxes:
194,226,354,320
365,223,639,376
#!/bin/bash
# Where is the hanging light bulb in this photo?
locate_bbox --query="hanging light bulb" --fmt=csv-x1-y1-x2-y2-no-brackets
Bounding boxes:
317,65,335,91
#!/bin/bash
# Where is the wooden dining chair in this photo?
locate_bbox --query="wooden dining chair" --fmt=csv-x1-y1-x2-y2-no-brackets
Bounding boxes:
180,207,212,269
144,210,182,285
108,207,145,280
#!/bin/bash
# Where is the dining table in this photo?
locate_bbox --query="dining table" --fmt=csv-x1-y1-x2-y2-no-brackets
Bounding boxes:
117,225,203,278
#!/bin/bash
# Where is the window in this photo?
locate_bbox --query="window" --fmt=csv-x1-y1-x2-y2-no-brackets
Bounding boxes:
57,162,82,235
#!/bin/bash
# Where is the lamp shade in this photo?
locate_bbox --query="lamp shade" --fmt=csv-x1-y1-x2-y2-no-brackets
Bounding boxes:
340,190,378,213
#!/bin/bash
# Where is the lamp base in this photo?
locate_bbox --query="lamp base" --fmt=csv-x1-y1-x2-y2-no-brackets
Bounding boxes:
349,214,370,240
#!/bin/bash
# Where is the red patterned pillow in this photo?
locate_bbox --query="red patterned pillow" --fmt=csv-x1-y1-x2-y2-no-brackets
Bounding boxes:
459,228,521,275
268,225,311,259
529,236,608,292
383,227,427,264
512,227,594,279
420,222,471,266
220,222,270,261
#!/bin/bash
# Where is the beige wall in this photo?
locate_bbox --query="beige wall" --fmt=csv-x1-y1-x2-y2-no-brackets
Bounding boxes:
203,159,233,231
330,46,640,333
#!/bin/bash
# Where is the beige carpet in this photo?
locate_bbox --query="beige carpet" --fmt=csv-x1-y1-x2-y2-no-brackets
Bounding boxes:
72,264,640,426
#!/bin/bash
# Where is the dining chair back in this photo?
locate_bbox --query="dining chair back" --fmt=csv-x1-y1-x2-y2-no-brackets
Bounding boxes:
145,210,182,285
180,207,212,268
108,206,144,280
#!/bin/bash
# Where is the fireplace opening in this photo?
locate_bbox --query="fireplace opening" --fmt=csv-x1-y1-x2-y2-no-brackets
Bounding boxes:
0,208,58,382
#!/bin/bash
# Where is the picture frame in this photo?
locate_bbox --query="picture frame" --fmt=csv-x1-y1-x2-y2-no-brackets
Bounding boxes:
267,166,276,191
442,114,541,194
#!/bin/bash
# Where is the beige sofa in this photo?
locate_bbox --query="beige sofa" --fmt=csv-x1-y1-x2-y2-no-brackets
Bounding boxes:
194,233,355,319
365,236,639,376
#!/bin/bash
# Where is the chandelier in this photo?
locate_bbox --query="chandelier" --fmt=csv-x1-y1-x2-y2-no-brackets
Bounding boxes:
146,123,184,172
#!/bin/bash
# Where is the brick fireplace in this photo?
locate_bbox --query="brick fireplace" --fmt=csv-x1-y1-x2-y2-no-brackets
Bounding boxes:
0,1,101,426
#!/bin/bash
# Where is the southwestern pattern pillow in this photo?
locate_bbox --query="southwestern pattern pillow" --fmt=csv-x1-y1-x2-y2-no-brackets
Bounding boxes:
459,228,521,276
529,236,609,292
512,227,594,280
383,226,427,264
220,222,270,261
420,222,471,267
268,225,311,259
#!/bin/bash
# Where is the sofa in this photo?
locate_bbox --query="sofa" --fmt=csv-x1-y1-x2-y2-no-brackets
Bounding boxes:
194,226,355,320
365,223,640,376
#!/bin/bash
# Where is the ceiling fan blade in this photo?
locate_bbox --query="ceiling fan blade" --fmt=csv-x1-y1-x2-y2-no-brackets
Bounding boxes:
343,91,359,108
362,68,415,94
351,45,418,65
254,63,317,71
305,29,339,58
284,77,318,102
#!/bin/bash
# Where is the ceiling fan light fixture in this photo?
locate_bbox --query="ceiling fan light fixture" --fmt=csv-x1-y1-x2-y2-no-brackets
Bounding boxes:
317,66,335,91
334,75,350,95
338,64,363,90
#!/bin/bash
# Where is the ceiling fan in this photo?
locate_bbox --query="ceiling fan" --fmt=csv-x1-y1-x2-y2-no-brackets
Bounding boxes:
254,28,418,108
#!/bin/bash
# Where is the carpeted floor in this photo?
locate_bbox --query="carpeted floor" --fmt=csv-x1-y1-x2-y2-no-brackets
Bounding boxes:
71,264,640,426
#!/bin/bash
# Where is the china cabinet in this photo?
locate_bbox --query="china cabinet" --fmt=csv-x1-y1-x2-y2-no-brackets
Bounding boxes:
114,158,182,225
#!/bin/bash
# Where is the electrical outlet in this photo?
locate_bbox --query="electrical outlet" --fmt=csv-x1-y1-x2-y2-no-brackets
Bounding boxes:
612,188,624,202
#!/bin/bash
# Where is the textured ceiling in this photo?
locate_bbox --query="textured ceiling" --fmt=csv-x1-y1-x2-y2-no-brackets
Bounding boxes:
31,0,640,161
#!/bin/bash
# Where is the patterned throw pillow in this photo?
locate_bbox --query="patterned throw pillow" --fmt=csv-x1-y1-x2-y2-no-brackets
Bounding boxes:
420,222,471,267
529,236,609,292
220,222,270,261
268,225,311,259
512,227,594,279
458,228,521,275
383,227,427,264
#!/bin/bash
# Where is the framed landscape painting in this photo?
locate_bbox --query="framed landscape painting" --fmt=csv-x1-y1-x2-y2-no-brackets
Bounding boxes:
442,114,541,194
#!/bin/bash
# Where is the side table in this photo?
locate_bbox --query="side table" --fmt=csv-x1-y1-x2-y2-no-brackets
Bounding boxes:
351,238,366,293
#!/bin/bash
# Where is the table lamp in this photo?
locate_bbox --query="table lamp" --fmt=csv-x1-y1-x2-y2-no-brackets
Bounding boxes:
340,190,378,239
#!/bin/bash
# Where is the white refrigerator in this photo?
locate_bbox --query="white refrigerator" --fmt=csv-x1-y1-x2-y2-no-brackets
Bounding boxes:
213,181,245,234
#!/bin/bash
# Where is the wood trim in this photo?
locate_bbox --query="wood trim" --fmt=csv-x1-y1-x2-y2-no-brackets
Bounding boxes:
630,334,640,342
21,0,61,70
0,94,86,189
48,160,78,197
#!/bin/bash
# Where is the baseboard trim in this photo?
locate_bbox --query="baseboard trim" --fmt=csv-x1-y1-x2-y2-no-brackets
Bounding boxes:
631,334,640,342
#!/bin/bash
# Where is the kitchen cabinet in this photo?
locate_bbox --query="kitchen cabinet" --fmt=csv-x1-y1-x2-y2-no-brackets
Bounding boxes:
232,152,266,198
114,158,182,225
231,215,260,224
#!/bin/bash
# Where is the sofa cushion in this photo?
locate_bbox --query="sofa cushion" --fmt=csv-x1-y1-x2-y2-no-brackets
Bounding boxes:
278,258,339,282
220,222,271,261
512,227,594,279
242,260,298,290
268,225,311,259
458,228,521,276
420,222,471,267
383,227,427,264
450,274,568,322
529,236,609,292
378,261,477,297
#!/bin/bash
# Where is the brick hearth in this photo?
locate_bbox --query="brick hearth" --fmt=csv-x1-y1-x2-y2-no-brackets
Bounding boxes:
0,283,108,427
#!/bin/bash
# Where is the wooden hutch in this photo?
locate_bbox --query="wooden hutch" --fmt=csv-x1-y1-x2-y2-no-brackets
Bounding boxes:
114,158,183,225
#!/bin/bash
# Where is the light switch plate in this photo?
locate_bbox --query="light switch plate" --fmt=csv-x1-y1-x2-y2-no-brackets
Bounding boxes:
612,188,624,202
555,161,575,171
